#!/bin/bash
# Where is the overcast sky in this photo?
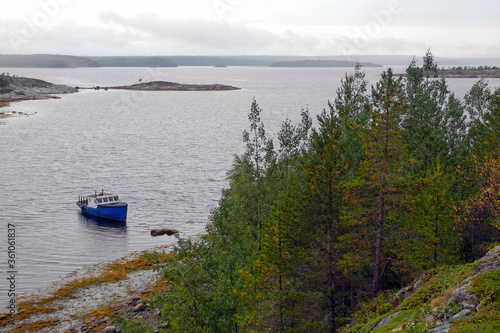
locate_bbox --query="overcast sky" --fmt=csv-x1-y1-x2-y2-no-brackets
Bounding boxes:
0,0,498,57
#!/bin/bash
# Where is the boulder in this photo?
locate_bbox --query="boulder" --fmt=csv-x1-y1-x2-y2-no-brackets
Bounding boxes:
102,326,116,333
133,303,146,312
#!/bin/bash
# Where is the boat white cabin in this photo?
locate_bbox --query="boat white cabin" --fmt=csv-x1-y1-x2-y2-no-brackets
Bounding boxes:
78,192,122,208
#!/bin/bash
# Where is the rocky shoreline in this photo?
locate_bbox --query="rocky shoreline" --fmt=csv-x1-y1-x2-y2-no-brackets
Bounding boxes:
0,250,172,333
4,269,161,333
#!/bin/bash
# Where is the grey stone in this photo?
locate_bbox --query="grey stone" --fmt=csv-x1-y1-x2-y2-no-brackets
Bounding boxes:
425,322,452,333
461,302,475,310
450,309,471,322
102,326,116,333
373,311,401,330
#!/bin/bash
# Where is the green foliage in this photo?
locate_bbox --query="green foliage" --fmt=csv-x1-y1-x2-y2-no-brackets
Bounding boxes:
111,313,156,333
423,49,438,78
470,87,500,159
156,237,240,333
465,79,492,128
471,269,500,305
0,73,10,88
151,51,500,333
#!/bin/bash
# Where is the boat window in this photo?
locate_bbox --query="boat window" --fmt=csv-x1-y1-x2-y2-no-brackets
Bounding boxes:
113,196,118,201
97,199,102,203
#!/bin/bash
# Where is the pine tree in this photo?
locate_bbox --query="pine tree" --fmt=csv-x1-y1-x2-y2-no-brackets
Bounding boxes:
242,99,274,251
397,52,464,269
353,68,406,297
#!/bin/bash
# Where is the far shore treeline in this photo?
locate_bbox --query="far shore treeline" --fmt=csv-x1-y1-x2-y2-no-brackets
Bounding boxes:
2,53,500,68
147,50,500,332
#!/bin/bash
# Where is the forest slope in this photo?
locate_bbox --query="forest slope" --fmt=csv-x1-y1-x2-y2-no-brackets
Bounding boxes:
343,246,500,332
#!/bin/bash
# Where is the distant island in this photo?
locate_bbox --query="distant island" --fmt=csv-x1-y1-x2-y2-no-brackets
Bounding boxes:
437,65,500,78
270,59,383,68
101,81,240,91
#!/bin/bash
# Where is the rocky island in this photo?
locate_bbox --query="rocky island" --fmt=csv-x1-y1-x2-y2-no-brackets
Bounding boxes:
107,80,240,91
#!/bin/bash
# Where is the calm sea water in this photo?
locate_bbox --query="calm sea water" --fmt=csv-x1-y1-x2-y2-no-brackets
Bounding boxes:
0,66,498,309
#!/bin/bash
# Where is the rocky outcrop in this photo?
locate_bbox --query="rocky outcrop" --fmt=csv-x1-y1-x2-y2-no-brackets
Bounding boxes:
0,75,77,103
372,311,402,330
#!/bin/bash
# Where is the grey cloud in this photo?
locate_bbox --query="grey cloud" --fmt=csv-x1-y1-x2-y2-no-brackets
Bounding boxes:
0,4,496,57
98,11,298,51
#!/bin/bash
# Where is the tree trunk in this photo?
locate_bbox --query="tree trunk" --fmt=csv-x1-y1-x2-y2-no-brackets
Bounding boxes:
372,188,384,298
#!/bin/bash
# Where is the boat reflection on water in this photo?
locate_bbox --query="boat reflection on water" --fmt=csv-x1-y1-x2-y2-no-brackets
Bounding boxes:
77,212,127,233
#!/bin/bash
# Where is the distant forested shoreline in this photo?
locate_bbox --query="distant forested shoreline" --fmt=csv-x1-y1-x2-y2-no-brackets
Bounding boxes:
1,53,499,68
270,59,382,67
437,65,500,78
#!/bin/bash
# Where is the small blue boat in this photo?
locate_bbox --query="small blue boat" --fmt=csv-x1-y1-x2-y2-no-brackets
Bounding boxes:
77,191,128,221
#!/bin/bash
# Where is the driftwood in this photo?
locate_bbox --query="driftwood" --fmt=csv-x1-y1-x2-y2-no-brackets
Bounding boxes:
150,228,179,237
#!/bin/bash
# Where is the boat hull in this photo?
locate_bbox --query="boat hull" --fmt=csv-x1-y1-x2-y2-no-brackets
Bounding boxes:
76,202,128,221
